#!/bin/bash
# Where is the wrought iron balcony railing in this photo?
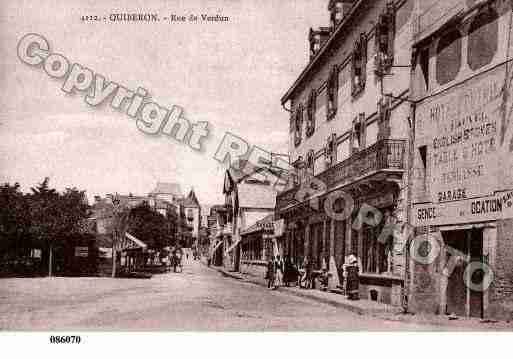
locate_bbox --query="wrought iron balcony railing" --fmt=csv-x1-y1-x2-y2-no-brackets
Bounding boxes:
276,139,406,211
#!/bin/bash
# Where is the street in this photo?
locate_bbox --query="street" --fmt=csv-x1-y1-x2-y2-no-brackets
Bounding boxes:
0,259,464,331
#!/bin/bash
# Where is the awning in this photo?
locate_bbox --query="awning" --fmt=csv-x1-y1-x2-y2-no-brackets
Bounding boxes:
124,232,148,250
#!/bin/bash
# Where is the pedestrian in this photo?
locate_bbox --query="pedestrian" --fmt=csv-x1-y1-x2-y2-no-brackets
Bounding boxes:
283,255,291,287
266,257,275,289
302,256,312,289
275,255,284,288
343,253,360,300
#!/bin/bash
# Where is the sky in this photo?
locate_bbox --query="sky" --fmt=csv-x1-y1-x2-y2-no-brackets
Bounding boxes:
0,0,327,206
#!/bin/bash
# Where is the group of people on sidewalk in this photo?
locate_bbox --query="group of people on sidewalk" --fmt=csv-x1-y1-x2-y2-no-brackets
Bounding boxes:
266,255,299,290
265,255,321,290
265,253,361,297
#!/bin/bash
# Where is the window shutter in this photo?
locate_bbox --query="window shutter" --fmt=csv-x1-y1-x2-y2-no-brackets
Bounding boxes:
307,89,316,137
327,65,338,120
385,2,395,67
306,149,315,174
352,33,367,96
332,66,339,114
294,105,303,147
360,33,367,88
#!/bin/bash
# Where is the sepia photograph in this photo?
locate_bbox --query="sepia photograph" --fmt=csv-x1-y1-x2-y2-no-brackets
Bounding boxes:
1,0,513,354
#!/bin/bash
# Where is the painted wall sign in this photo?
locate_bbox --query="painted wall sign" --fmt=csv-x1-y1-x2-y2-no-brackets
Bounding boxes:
74,246,89,257
414,62,513,226
416,65,507,203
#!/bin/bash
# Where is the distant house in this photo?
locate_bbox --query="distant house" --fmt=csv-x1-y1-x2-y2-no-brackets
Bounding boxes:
149,182,183,204
179,189,201,247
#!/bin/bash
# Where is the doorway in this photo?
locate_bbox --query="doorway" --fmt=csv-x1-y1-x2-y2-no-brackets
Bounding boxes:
442,228,483,318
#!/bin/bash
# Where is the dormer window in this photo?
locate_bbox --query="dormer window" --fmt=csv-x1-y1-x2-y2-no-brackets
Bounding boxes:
351,33,367,97
294,104,303,147
309,27,331,60
327,65,339,120
329,0,354,29
374,2,396,76
306,89,316,137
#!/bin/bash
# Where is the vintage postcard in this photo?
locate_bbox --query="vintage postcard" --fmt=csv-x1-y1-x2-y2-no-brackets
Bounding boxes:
1,1,513,349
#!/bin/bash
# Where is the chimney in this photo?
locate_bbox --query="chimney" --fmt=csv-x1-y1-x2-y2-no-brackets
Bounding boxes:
309,27,331,60
328,0,354,29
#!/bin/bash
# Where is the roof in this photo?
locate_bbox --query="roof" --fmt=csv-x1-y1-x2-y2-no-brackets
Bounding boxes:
125,232,147,249
241,213,275,236
182,189,200,207
237,182,276,209
149,182,183,196
281,0,364,104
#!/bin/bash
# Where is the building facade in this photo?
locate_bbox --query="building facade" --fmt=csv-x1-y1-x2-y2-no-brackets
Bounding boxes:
181,189,202,248
277,0,415,306
221,161,277,272
409,0,513,319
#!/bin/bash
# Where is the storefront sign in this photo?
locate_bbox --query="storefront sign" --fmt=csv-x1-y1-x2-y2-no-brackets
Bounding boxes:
99,247,112,258
273,219,285,237
413,190,513,226
74,246,89,257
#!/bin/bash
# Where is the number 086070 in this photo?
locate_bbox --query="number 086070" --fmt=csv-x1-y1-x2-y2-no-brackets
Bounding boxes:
49,335,81,344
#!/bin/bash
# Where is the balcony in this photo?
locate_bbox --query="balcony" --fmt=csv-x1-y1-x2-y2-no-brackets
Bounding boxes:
276,139,406,211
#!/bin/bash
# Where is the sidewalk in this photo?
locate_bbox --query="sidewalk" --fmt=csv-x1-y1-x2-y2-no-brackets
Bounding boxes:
209,264,513,330
210,265,401,316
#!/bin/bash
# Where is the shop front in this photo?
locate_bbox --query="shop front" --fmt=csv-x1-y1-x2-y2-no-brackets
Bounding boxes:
277,176,407,306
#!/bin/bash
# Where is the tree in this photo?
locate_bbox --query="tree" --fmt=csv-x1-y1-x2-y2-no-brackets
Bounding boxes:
28,178,90,276
0,183,31,263
127,202,169,250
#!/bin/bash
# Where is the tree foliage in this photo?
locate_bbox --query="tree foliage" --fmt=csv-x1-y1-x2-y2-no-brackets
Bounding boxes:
127,202,170,250
0,178,90,266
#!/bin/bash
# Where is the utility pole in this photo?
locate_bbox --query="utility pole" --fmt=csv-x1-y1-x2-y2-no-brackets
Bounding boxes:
111,194,120,278
48,241,53,277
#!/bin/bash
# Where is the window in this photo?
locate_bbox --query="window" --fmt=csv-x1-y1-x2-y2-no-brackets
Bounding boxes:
294,104,303,147
325,133,337,167
306,89,317,137
419,46,430,91
327,65,339,120
418,145,428,191
377,98,391,141
351,113,366,152
366,121,379,146
362,218,387,274
306,150,315,176
436,28,462,85
351,33,367,96
337,139,350,162
468,6,498,71
329,0,350,28
314,155,324,176
374,2,396,76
